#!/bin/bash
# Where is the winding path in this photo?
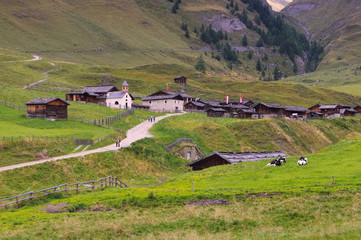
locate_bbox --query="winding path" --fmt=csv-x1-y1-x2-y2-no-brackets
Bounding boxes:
0,113,185,172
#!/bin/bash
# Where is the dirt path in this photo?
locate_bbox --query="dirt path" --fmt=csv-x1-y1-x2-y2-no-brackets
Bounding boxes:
0,113,185,172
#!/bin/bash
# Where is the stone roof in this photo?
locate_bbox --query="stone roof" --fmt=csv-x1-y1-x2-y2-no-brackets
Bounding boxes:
319,104,340,109
82,85,118,93
122,81,129,87
207,108,226,112
185,150,288,166
252,102,284,109
25,97,69,105
284,105,308,112
340,108,356,114
186,101,206,107
106,91,126,99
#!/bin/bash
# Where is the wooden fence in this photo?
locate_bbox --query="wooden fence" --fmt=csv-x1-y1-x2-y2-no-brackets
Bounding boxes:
2,101,26,111
0,175,127,209
1,135,77,142
69,109,134,128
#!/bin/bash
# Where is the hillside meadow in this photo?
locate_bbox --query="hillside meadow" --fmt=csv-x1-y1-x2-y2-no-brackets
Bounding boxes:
1,138,361,239
151,113,361,155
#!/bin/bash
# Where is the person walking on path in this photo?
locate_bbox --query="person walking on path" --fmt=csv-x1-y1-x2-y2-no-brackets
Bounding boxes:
115,139,120,147
153,116,156,122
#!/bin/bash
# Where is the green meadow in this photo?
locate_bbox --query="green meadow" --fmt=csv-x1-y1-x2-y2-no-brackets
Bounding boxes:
1,138,361,239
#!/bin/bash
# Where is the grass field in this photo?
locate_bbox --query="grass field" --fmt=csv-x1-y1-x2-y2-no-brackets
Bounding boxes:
1,138,361,239
151,113,361,155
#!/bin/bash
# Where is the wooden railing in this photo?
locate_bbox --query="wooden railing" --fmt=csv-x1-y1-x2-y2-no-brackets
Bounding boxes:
0,175,127,209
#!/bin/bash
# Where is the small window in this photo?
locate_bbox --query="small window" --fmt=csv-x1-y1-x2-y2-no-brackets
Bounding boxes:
126,95,128,98
149,101,151,104
187,152,191,160
165,100,167,103
115,101,119,105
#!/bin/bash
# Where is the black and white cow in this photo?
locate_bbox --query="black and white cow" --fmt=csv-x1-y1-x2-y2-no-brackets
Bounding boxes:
266,158,283,167
297,156,308,166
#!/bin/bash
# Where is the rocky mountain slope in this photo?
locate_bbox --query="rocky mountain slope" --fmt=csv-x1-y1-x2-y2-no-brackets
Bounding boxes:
0,0,319,77
281,0,361,70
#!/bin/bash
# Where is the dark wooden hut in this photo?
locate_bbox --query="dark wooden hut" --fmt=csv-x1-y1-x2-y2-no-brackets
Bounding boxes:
25,98,69,119
174,76,187,85
319,104,342,115
340,108,357,117
206,108,226,117
236,107,255,118
354,105,361,113
307,111,323,120
283,105,308,118
308,103,321,112
252,102,285,118
185,151,288,171
66,85,119,103
184,101,206,112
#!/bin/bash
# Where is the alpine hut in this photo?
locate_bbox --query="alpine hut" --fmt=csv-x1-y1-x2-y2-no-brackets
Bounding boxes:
25,97,69,120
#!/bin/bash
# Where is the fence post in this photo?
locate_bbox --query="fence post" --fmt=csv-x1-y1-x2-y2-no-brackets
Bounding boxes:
30,191,33,200
92,181,95,192
16,196,19,208
192,181,194,191
109,175,112,187
115,177,118,187
54,186,57,193
43,187,46,196
105,177,107,187
65,184,68,194
32,135,34,140
101,178,103,188
332,175,335,184
76,183,79,194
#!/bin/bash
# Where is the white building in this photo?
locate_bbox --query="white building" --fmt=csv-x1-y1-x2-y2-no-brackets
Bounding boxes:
141,90,186,112
105,81,134,109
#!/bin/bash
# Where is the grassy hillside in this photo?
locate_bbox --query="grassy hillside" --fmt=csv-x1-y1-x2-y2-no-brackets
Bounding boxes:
151,113,361,156
283,62,361,97
1,55,361,109
281,0,361,70
2,139,361,239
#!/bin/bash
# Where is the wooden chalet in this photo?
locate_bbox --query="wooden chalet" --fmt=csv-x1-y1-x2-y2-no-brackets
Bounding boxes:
206,108,226,117
319,104,342,115
174,76,187,85
308,103,321,112
243,100,254,107
185,150,288,171
307,111,323,120
354,105,361,114
340,108,357,117
25,97,69,120
236,107,255,118
184,101,206,112
283,105,308,118
66,85,119,103
252,102,285,118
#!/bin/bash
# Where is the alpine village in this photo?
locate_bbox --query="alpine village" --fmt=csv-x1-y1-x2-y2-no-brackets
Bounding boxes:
1,0,361,239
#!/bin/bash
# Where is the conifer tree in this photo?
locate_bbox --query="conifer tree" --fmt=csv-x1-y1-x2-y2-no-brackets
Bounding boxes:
256,58,262,71
273,66,282,80
242,35,248,46
185,29,190,38
195,55,206,73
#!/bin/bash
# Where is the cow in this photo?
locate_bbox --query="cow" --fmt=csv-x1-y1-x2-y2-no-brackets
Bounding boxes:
266,158,282,167
297,156,308,166
279,157,286,163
